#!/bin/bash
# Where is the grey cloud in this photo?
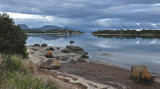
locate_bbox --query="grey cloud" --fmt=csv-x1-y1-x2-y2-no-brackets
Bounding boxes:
1,0,160,32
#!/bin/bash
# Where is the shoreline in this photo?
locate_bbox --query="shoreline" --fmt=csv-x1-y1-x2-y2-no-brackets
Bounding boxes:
92,34,160,36
26,45,160,89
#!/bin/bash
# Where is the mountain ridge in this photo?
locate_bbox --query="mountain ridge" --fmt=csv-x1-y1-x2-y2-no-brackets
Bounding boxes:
18,24,74,31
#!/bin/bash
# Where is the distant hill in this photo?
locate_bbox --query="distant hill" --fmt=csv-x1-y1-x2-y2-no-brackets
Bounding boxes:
18,24,69,30
38,25,62,30
18,24,30,29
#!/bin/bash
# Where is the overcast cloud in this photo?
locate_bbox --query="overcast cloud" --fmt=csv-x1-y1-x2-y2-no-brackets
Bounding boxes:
0,0,160,32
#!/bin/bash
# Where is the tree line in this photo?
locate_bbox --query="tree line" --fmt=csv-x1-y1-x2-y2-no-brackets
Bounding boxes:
92,29,160,35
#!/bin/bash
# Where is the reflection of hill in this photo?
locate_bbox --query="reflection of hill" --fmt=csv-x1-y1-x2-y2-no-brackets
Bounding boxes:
27,33,81,40
93,34,160,39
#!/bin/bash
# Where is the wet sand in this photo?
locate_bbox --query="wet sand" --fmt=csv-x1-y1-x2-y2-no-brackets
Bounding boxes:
59,62,160,89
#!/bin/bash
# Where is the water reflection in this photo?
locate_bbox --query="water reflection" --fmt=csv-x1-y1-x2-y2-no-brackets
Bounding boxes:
93,35,160,39
26,33,160,74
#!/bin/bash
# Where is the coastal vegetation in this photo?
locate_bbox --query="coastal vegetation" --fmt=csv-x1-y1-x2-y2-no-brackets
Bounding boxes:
92,29,160,39
0,55,58,89
0,13,27,57
23,28,83,34
92,29,160,35
0,13,58,89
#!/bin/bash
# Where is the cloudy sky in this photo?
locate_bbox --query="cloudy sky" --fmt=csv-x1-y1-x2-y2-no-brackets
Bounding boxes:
1,0,160,32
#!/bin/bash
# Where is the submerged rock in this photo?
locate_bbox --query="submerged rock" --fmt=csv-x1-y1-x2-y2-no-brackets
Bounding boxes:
70,40,75,44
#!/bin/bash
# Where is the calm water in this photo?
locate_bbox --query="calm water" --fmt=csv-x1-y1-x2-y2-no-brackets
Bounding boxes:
26,33,160,74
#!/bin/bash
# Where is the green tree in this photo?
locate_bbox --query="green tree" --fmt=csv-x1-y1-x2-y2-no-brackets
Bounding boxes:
0,13,27,57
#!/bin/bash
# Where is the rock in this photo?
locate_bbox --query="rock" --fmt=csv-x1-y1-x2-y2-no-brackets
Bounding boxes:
41,43,47,47
61,57,69,61
33,44,40,47
56,47,60,50
81,55,89,58
70,40,75,44
61,49,70,53
77,58,86,62
66,45,84,52
40,59,61,70
31,48,38,51
46,47,55,51
75,51,88,55
69,59,76,64
45,51,53,58
130,66,153,84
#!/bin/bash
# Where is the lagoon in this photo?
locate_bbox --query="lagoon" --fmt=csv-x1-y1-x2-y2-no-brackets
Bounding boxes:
26,33,160,74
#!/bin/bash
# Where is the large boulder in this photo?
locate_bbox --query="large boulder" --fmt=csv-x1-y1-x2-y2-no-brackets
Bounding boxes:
45,51,53,58
33,44,40,47
61,49,70,53
130,66,153,84
40,59,61,70
66,45,84,52
81,55,89,58
41,43,48,47
46,47,55,51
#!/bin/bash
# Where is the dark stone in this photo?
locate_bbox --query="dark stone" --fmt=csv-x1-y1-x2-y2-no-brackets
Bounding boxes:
56,47,60,50
46,47,55,51
76,58,86,62
69,59,76,64
31,48,38,51
61,49,70,53
66,45,84,52
81,55,89,58
41,43,48,47
70,40,75,44
33,44,40,47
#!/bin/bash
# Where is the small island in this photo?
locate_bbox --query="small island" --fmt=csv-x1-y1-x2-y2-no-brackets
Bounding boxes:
92,29,160,39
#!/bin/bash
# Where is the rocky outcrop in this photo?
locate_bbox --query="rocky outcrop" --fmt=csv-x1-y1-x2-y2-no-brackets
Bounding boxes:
45,51,53,58
130,66,153,84
66,45,84,52
61,49,70,53
46,47,55,51
41,43,47,47
33,44,40,47
81,55,89,58
61,45,85,54
40,59,61,70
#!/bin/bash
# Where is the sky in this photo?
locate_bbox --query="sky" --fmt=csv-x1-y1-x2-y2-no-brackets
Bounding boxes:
1,0,160,32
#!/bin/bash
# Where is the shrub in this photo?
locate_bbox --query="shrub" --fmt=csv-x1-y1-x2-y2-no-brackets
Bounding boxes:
0,55,29,73
0,13,27,57
0,55,59,89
